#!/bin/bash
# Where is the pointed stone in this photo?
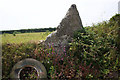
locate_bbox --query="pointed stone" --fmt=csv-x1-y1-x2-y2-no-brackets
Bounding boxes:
56,4,83,37
44,4,83,54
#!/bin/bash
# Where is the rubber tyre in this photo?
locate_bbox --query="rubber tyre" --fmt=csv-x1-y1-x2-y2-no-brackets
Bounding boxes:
10,58,47,79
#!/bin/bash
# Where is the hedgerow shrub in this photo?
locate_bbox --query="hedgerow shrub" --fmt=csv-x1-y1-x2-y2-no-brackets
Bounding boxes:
2,14,120,79
32,44,99,79
2,41,39,79
2,42,98,79
83,14,120,78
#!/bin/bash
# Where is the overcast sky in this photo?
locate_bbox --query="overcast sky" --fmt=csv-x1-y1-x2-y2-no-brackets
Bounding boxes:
0,0,120,31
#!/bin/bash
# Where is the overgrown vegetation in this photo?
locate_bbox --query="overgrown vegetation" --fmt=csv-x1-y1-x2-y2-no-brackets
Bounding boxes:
2,14,120,79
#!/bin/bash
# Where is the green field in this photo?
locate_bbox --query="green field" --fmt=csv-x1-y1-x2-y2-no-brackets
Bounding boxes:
2,32,51,44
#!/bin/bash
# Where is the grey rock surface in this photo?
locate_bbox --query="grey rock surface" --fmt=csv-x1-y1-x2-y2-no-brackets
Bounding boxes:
44,4,83,54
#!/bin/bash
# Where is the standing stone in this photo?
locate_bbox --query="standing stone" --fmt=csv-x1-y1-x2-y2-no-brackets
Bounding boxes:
44,4,83,54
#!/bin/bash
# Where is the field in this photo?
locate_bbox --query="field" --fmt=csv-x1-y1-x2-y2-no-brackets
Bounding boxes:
2,32,51,44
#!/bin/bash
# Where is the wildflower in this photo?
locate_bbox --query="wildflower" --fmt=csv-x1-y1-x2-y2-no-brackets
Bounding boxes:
52,43,54,46
47,61,49,63
65,53,66,56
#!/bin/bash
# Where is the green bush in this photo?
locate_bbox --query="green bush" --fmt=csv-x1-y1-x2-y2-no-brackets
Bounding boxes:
2,42,99,79
69,14,120,78
2,14,120,79
2,42,38,79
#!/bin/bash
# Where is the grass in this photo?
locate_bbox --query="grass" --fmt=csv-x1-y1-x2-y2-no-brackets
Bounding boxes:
2,32,51,44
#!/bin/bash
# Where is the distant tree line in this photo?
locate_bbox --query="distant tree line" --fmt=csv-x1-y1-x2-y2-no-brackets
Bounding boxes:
2,27,56,34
